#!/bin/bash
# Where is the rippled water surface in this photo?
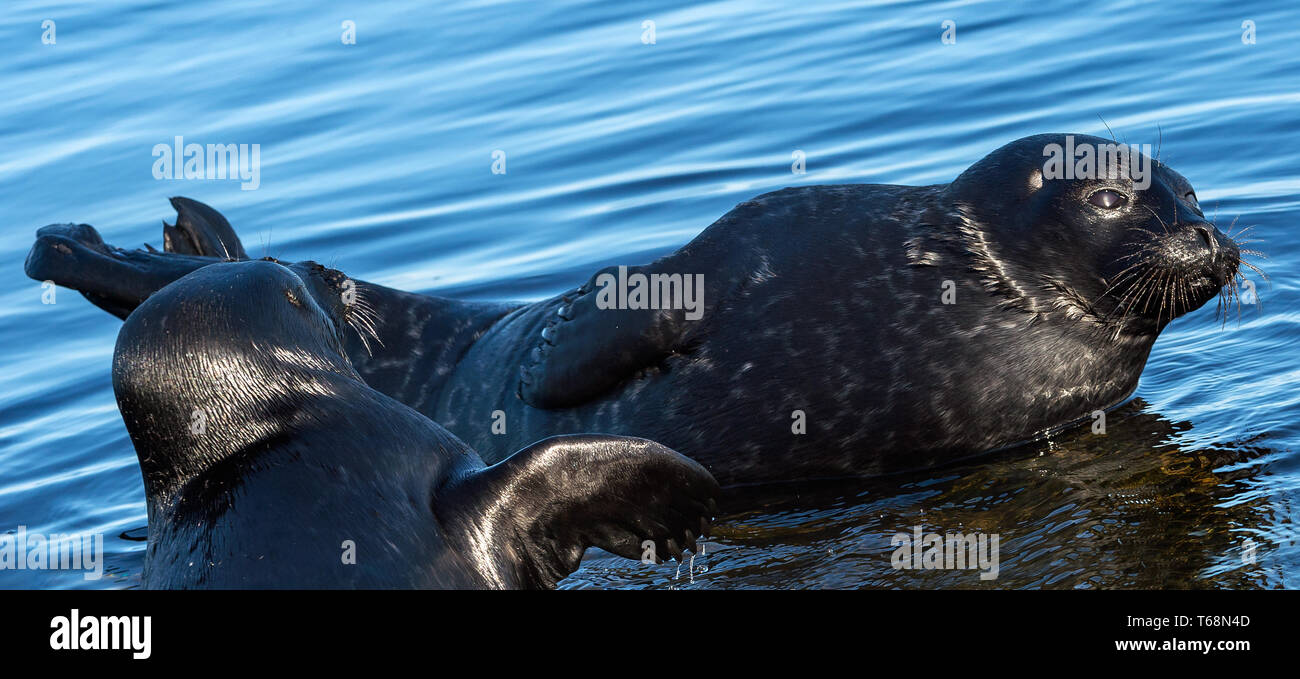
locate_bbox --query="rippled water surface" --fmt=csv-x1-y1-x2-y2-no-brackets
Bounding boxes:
1,0,1296,588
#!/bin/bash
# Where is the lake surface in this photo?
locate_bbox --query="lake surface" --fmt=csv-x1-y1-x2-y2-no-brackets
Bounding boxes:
1,0,1296,589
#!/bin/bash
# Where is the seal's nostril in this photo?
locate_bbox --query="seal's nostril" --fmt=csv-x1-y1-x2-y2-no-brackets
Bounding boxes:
1194,226,1215,251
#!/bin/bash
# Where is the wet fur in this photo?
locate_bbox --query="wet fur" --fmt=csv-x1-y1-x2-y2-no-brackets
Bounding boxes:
28,134,1257,487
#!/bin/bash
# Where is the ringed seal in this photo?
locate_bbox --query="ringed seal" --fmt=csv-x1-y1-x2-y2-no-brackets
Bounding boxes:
29,134,1253,486
112,259,718,588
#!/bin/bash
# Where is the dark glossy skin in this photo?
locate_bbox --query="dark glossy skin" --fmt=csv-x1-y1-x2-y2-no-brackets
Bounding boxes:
29,134,1241,487
111,261,717,588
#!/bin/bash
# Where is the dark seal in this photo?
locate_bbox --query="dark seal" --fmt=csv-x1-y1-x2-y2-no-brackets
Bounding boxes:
111,259,718,588
29,134,1252,486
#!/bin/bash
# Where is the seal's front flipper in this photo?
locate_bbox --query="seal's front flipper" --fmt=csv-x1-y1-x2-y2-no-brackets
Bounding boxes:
163,196,247,259
519,260,729,409
518,195,779,409
436,434,720,589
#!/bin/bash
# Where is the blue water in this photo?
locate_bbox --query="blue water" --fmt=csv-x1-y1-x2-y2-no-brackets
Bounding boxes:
1,0,1296,589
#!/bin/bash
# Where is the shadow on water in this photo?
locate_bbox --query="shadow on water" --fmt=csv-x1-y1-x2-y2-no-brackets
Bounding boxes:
565,399,1285,589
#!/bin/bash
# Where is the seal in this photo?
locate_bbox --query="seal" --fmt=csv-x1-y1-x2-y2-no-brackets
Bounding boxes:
29,134,1253,486
112,259,718,588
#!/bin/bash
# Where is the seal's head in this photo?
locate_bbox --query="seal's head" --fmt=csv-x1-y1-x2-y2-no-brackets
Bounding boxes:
945,133,1255,338
112,259,372,504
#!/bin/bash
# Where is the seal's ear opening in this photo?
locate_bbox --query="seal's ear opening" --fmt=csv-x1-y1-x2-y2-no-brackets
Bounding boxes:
434,434,720,589
1026,167,1047,195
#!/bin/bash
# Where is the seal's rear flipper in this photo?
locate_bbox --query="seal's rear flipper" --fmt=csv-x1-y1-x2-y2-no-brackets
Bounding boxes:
163,196,247,259
25,198,245,319
436,434,720,589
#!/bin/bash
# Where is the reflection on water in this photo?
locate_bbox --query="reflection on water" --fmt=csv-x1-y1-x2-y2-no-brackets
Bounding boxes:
567,401,1288,589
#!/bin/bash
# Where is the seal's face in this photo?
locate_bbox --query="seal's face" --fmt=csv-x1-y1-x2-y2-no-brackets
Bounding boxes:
264,257,383,355
113,260,368,499
949,133,1252,337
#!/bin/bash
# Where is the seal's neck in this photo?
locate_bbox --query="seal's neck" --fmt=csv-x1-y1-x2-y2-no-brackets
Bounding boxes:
1009,311,1157,435
114,345,363,511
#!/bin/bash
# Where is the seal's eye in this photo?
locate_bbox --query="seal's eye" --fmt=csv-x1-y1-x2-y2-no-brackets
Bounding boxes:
1184,191,1198,205
1087,189,1127,209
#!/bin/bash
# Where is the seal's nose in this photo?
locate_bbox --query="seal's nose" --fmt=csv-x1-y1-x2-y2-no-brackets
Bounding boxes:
1184,222,1235,262
1193,225,1217,254
1185,223,1239,284
1165,222,1237,282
